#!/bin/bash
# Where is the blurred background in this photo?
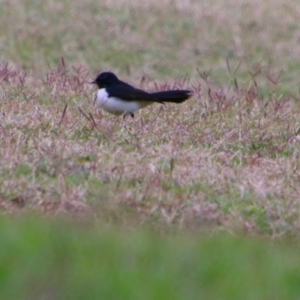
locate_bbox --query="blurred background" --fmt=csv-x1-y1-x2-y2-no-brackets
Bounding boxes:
1,0,300,93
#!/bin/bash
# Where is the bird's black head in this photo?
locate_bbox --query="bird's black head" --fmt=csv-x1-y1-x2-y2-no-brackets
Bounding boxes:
91,72,120,88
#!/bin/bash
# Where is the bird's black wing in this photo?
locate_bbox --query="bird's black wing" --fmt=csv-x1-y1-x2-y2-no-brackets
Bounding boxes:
106,84,158,102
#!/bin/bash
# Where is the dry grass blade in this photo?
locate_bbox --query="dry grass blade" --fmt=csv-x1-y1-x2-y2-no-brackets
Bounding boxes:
58,104,68,125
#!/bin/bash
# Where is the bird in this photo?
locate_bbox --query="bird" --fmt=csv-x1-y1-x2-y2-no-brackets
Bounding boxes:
91,72,192,118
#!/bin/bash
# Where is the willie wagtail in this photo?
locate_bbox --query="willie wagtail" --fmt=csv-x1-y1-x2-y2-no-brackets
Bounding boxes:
91,72,192,118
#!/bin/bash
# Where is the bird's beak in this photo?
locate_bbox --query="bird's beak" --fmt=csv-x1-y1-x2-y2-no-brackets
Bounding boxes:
90,80,96,84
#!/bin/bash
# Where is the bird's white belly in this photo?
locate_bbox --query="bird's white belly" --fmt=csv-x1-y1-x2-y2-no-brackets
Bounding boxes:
96,89,151,116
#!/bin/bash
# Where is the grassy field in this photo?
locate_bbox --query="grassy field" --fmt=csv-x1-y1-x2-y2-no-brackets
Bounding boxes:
1,217,300,300
1,0,300,298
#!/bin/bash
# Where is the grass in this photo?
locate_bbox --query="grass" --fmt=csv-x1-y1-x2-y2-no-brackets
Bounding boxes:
1,0,300,92
2,61,300,236
1,216,300,300
1,0,300,297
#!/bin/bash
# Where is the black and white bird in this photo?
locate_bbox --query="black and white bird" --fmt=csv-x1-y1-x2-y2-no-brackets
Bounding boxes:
91,72,192,118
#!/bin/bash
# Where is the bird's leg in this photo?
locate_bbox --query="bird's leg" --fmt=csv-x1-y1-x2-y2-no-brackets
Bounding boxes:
123,112,134,119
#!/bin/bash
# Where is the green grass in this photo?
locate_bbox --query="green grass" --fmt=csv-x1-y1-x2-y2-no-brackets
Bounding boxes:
0,216,300,300
1,0,300,93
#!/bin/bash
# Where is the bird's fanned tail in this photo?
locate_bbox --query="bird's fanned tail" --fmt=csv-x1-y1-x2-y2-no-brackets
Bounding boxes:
151,90,192,103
